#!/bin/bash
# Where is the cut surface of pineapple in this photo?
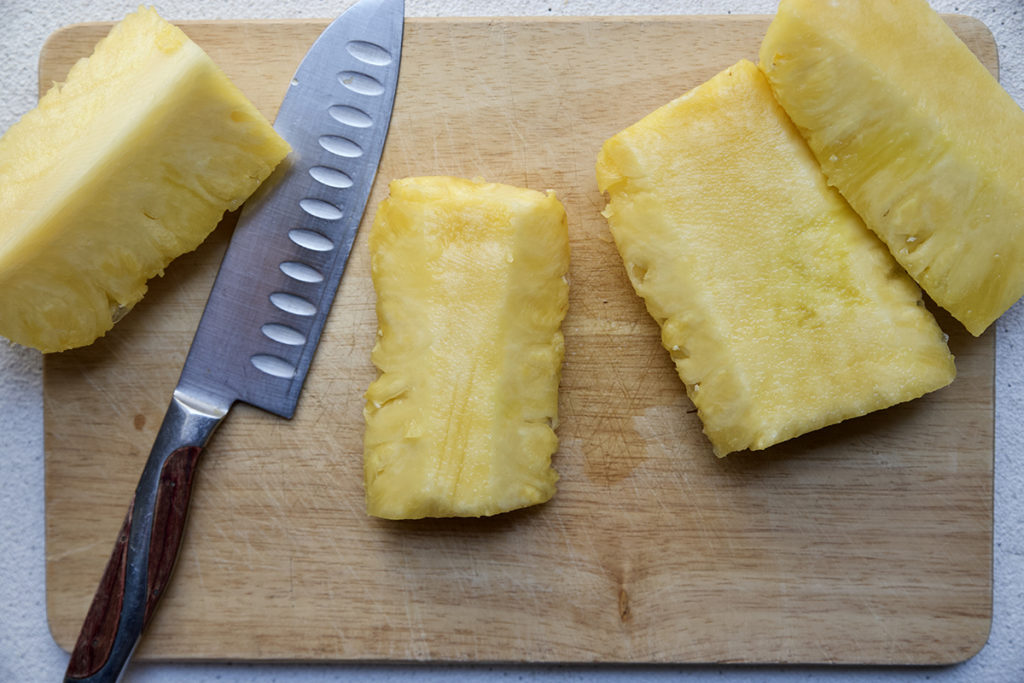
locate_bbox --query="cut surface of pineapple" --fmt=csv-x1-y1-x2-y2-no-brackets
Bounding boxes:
0,7,290,352
760,0,1024,337
596,59,956,458
363,176,568,519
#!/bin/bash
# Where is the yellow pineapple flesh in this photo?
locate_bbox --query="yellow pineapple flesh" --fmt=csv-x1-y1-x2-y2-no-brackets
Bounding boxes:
760,0,1024,336
596,59,956,457
0,7,290,352
363,177,568,519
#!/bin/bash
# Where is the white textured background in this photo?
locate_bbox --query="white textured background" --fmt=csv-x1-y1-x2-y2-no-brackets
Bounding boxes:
2,1,1022,681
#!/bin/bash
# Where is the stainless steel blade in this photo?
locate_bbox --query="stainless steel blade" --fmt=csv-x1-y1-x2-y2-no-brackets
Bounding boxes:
178,0,404,418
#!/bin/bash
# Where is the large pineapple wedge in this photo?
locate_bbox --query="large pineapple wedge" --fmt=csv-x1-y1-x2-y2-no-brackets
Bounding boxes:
760,0,1024,336
363,177,568,519
0,7,289,352
596,59,956,457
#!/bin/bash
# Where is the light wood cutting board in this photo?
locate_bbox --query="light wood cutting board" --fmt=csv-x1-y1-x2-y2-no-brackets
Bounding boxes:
43,15,995,664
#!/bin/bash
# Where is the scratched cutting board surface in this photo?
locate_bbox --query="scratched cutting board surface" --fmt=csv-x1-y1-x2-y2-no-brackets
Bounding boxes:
43,16,995,664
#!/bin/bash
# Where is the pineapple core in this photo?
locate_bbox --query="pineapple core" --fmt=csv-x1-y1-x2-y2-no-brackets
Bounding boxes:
363,177,568,519
596,59,955,457
0,8,290,352
760,0,1024,336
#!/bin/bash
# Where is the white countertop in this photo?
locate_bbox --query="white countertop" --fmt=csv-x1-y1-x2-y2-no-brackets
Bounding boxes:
2,1,1022,681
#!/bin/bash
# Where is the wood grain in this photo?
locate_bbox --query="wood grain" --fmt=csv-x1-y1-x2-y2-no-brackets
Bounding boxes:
43,16,995,664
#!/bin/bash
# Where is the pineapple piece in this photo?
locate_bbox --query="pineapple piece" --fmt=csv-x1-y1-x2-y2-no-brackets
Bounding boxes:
363,176,568,519
760,0,1024,336
596,59,955,457
0,7,289,352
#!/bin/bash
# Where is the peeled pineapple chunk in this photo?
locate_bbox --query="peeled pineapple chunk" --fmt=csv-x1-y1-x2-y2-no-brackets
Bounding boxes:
596,59,956,457
363,177,568,519
760,0,1024,336
0,7,290,352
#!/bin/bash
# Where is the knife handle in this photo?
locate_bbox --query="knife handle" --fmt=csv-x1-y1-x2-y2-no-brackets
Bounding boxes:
64,392,228,683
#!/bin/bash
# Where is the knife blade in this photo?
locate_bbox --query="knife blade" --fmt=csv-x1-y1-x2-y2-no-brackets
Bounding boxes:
63,1,403,680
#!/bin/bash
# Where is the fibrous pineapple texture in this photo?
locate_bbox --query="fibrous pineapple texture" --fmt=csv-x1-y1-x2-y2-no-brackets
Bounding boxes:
364,177,569,519
596,59,956,457
0,7,290,352
760,0,1024,336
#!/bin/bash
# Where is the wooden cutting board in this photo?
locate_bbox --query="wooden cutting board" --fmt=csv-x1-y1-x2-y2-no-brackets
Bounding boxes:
43,15,995,664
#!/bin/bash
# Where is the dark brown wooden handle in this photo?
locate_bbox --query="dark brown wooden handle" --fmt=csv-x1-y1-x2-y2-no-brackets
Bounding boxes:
65,445,203,681
144,445,203,622
64,502,134,680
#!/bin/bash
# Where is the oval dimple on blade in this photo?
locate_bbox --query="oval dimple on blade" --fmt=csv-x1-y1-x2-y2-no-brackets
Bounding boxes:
347,40,393,66
288,229,334,252
280,261,325,283
251,354,298,379
299,198,344,220
338,71,385,96
319,135,363,158
262,323,307,346
328,105,373,128
309,165,354,189
270,292,317,317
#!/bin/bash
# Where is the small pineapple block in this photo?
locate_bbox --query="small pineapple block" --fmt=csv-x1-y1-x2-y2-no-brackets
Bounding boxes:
0,7,290,352
760,0,1024,336
596,59,955,457
363,176,569,519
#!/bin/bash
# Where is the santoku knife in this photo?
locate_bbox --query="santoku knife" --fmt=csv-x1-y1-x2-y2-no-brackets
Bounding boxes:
63,1,404,680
